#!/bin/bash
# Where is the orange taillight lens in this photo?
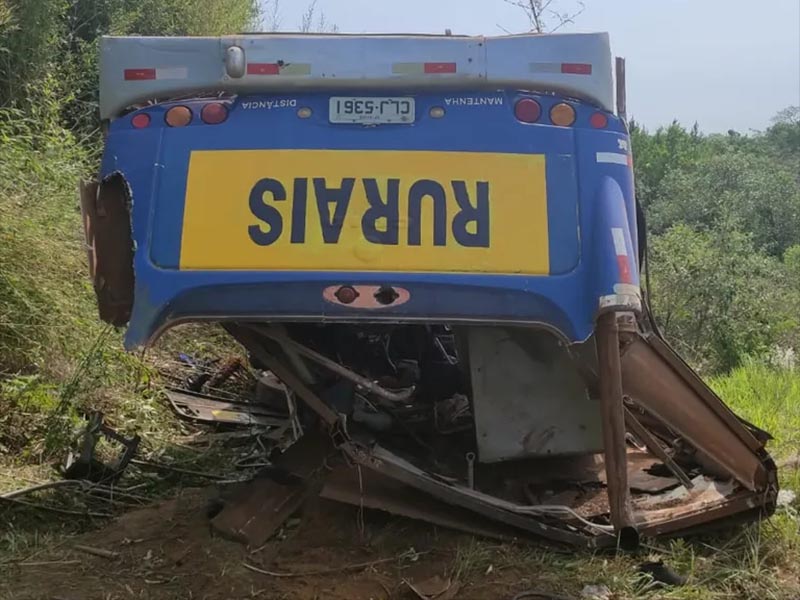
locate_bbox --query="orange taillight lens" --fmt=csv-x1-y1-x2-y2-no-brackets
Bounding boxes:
165,106,192,127
550,103,576,127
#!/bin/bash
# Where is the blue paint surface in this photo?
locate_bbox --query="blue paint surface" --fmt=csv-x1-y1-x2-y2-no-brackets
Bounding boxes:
100,90,639,348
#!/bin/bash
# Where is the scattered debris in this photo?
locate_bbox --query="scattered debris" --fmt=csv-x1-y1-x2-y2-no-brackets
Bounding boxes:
72,544,120,560
214,321,778,548
638,560,687,587
62,412,139,483
165,388,288,427
778,489,797,507
210,430,331,547
242,550,419,578
580,584,612,600
404,574,461,600
511,591,574,600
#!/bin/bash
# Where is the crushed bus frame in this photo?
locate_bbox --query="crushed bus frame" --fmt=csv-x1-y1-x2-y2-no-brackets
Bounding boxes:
82,31,778,547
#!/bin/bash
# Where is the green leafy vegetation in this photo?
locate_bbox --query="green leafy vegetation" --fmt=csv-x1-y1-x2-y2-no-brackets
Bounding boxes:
634,113,800,372
0,1,258,461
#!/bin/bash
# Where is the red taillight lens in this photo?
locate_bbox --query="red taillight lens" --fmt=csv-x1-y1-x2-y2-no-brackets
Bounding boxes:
131,113,150,129
514,98,541,123
165,106,192,127
201,102,228,124
334,286,359,304
590,112,608,129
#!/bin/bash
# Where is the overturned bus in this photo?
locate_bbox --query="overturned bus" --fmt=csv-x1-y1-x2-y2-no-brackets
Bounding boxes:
81,31,777,547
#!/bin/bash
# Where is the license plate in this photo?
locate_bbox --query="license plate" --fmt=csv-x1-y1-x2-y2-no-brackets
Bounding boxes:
329,96,415,124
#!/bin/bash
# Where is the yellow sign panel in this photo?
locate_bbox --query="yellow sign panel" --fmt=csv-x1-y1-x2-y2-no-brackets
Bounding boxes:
180,150,549,274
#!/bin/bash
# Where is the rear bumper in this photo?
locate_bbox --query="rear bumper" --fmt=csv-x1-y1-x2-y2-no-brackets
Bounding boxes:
123,272,592,349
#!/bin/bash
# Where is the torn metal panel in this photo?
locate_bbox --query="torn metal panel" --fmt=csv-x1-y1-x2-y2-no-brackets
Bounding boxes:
466,327,602,460
347,444,611,548
621,333,771,491
165,388,288,427
320,466,530,542
79,175,135,326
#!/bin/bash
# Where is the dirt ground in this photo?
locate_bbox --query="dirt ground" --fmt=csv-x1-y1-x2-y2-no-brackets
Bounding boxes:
0,487,556,600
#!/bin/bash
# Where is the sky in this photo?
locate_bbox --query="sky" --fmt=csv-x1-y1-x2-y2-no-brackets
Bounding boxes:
261,0,800,133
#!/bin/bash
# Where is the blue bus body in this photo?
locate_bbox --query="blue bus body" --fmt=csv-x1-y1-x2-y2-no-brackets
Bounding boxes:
99,89,640,349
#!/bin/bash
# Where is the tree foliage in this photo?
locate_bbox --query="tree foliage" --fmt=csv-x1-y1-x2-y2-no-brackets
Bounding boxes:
0,0,258,132
636,113,800,372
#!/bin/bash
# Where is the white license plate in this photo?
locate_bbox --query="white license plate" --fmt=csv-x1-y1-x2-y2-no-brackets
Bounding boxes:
329,96,415,124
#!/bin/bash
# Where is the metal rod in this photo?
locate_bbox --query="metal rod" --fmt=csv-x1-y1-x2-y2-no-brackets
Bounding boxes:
624,406,694,489
466,452,476,489
596,311,637,541
252,326,414,403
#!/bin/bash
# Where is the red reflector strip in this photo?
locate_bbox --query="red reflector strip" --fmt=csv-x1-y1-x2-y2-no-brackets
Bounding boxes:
124,68,156,81
247,63,281,75
611,227,632,284
424,62,457,74
616,255,632,284
561,63,592,75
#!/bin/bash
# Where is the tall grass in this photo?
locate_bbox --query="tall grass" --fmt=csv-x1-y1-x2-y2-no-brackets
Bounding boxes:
0,106,161,459
710,361,800,459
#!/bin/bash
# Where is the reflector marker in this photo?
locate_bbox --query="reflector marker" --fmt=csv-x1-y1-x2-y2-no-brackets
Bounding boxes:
124,67,188,81
530,62,592,75
611,227,632,284
246,63,312,76
392,62,457,75
596,152,630,165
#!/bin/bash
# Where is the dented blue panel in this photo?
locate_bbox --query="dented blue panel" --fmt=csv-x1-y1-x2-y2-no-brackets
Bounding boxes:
99,89,639,348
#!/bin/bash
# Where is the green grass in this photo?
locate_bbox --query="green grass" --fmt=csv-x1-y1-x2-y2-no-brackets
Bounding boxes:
710,361,800,460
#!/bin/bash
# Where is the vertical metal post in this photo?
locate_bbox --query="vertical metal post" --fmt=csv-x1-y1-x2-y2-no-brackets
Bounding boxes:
615,56,627,122
596,311,636,544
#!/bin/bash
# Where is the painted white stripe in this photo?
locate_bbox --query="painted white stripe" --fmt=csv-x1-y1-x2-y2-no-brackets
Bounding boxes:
529,62,561,74
599,293,641,311
155,67,188,80
596,152,629,165
611,228,628,256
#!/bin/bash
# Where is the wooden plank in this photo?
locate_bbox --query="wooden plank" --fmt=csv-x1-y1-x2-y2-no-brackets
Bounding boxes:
211,430,330,547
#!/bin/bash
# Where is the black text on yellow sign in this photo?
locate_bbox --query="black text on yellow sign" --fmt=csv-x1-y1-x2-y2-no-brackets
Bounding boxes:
180,150,549,274
247,177,489,248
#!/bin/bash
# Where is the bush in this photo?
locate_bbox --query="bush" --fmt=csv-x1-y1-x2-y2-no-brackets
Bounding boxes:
649,223,792,373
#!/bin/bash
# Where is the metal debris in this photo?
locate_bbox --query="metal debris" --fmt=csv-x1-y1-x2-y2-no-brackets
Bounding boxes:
208,319,777,548
405,575,461,600
62,412,139,483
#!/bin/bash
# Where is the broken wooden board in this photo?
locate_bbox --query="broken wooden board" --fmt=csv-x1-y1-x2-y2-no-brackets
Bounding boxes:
211,430,330,547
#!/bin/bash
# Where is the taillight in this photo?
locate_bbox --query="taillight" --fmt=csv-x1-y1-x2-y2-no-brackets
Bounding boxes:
550,102,576,127
201,102,228,124
131,113,150,129
590,112,608,129
514,98,541,123
165,106,192,127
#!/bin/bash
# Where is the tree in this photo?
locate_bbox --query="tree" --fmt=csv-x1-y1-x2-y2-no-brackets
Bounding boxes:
504,0,585,33
0,0,259,132
648,151,800,256
650,224,789,373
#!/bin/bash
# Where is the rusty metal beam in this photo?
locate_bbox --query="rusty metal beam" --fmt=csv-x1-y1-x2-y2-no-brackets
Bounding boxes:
620,334,770,491
624,406,694,489
226,325,340,428
596,312,636,540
